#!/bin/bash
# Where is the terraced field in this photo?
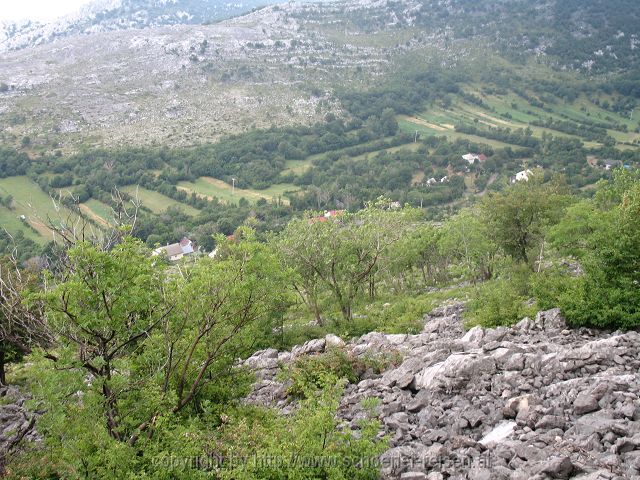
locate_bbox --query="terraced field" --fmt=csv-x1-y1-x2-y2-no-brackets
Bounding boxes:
0,176,82,241
399,87,640,151
80,199,115,226
177,177,296,205
0,204,44,244
398,117,518,149
121,186,200,216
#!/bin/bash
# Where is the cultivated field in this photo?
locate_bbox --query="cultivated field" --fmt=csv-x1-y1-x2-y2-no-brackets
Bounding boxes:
177,177,296,205
398,87,640,151
0,176,82,241
121,186,201,216
80,199,116,226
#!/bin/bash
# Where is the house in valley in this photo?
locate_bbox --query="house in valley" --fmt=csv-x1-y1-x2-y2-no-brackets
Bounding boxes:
462,153,488,165
310,210,345,223
153,237,196,261
603,159,622,170
512,169,533,183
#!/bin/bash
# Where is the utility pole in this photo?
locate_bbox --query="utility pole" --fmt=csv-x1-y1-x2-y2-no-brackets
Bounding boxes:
231,178,236,195
414,130,418,143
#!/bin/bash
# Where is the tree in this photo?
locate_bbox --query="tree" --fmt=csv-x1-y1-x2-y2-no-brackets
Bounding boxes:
380,223,444,290
557,174,640,328
42,237,170,442
0,255,51,385
481,173,570,267
275,225,325,324
37,230,287,461
547,200,600,259
439,208,498,282
380,107,399,136
277,201,420,322
160,230,289,417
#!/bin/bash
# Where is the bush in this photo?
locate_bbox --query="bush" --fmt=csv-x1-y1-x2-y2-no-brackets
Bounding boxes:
544,172,640,329
280,347,401,399
215,383,387,480
359,296,433,335
530,268,578,311
281,348,358,398
465,264,536,328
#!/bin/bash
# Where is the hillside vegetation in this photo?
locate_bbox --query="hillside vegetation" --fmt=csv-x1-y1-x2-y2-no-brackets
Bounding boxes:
1,1,640,477
0,0,639,253
1,169,639,477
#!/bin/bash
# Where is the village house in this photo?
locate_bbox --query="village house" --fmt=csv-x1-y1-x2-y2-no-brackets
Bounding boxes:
310,209,346,223
512,169,533,183
152,237,195,261
462,153,488,165
603,159,623,170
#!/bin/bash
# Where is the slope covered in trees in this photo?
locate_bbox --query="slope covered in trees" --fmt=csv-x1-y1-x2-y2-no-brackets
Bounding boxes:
0,170,639,477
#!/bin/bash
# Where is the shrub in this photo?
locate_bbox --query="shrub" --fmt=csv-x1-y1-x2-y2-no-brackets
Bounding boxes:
215,383,387,480
465,264,536,328
530,268,577,311
281,348,359,398
545,172,640,329
279,347,402,399
362,296,431,335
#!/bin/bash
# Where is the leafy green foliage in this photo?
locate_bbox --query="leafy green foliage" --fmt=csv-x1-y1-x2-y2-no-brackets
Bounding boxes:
280,348,359,398
215,383,387,480
465,263,536,328
439,208,497,282
6,231,289,477
276,200,421,322
0,148,30,178
552,172,640,328
279,347,401,399
481,172,572,266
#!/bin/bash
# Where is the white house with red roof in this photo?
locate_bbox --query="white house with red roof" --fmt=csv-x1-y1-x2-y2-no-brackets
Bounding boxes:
462,153,488,165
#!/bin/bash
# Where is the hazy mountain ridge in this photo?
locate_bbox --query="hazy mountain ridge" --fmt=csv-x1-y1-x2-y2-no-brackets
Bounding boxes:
0,2,383,149
290,0,640,73
3,0,638,74
0,0,276,52
0,0,638,151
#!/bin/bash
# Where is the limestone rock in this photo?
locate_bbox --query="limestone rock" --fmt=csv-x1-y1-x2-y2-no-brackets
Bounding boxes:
574,393,600,415
236,304,640,479
414,351,496,391
535,456,574,478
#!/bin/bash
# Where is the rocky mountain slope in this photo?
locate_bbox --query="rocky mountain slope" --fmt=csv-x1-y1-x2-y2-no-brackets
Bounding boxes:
0,386,40,468
0,0,277,52
0,2,388,150
244,304,640,479
2,302,639,477
1,0,638,152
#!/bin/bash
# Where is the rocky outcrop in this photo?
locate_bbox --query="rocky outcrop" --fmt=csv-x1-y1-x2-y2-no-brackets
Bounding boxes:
242,304,640,479
0,385,40,468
